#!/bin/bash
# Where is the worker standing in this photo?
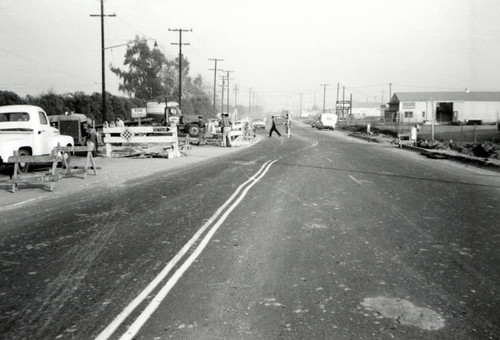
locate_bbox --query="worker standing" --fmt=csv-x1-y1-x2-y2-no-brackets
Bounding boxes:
220,113,232,147
285,113,292,138
410,125,418,146
198,116,206,145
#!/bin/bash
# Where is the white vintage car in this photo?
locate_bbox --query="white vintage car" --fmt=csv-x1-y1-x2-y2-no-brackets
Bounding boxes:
0,105,74,171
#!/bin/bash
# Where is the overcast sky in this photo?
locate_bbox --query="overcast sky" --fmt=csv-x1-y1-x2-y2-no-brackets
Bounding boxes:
1,0,500,111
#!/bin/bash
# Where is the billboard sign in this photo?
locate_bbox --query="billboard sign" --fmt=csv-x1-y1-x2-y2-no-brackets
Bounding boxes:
336,101,351,109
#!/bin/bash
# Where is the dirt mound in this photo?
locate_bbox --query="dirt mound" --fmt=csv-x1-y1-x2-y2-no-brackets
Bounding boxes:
339,125,500,160
417,140,500,160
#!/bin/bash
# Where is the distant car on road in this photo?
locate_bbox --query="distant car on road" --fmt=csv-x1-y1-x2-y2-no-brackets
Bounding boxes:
232,121,243,131
310,118,321,128
251,118,266,130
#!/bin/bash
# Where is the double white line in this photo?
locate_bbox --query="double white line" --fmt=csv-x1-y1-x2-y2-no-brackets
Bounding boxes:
96,159,278,340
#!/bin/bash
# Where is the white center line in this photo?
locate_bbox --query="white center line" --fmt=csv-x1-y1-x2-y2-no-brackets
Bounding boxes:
349,175,363,185
96,159,277,340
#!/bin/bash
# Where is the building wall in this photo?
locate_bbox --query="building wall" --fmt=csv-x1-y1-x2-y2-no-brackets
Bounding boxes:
351,107,380,119
397,100,500,124
398,101,427,123
462,102,500,123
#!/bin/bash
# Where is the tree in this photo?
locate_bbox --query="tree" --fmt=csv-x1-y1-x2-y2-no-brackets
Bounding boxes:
0,91,24,106
111,36,170,101
36,90,66,115
182,74,215,117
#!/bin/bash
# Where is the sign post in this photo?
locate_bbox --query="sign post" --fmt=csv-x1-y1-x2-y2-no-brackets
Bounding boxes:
131,108,147,126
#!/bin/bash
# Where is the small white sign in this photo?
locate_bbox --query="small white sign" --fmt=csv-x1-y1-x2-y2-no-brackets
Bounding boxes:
131,108,147,118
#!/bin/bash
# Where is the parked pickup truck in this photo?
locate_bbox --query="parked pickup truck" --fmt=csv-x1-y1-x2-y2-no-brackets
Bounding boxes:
0,105,74,172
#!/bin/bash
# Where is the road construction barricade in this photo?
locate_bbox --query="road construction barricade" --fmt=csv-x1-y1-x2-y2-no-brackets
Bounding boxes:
53,143,97,179
228,130,244,147
103,125,180,158
397,127,418,148
397,131,411,147
178,136,192,156
6,144,98,193
7,151,61,193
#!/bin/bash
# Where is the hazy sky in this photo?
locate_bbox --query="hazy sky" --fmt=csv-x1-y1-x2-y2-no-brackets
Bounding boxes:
1,0,500,111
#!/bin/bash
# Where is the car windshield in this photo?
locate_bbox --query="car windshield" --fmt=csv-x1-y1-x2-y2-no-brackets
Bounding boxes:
0,112,30,122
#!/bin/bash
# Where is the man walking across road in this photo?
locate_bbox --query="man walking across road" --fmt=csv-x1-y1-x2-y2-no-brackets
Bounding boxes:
269,116,281,137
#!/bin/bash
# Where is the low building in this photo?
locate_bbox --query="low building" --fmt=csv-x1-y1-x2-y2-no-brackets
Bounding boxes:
385,91,500,124
350,102,382,119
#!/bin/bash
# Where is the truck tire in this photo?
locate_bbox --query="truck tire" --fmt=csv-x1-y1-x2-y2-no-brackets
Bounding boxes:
17,148,31,173
187,124,200,137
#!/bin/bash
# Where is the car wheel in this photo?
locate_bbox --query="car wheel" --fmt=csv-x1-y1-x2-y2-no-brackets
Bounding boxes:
17,148,31,173
187,124,200,137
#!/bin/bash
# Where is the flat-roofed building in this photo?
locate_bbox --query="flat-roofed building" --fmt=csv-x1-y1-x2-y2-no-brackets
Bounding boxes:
385,91,500,124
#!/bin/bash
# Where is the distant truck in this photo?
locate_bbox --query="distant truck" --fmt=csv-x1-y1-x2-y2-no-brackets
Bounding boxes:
49,112,98,156
146,101,202,137
317,113,338,130
0,105,74,172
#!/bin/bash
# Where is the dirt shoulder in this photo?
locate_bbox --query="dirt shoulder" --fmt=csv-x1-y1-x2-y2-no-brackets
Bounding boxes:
343,128,500,171
0,137,262,211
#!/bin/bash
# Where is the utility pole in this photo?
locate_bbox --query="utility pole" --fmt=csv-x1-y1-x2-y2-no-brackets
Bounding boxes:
225,70,234,116
320,84,329,113
90,0,115,124
336,83,340,115
249,88,253,115
350,93,353,116
342,86,345,119
253,92,256,113
220,74,225,115
389,83,392,102
209,58,223,111
234,84,239,108
169,28,192,109
300,93,303,115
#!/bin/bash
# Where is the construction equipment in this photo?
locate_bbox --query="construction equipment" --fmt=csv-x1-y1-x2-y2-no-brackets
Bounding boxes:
49,112,98,156
146,101,203,137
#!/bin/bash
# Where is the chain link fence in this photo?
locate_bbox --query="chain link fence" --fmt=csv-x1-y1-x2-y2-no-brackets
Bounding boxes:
341,118,500,145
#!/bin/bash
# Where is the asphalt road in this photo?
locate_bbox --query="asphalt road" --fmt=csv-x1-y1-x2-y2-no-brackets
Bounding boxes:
1,121,499,339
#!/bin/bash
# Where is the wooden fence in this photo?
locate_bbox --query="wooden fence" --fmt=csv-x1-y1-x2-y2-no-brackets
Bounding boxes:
103,125,179,157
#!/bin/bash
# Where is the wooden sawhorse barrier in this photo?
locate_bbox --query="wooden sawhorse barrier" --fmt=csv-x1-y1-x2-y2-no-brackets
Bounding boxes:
7,144,97,193
54,143,97,179
7,151,61,193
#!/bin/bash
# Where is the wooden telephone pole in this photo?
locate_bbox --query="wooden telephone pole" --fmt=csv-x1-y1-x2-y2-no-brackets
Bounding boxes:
90,0,115,124
169,28,192,109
